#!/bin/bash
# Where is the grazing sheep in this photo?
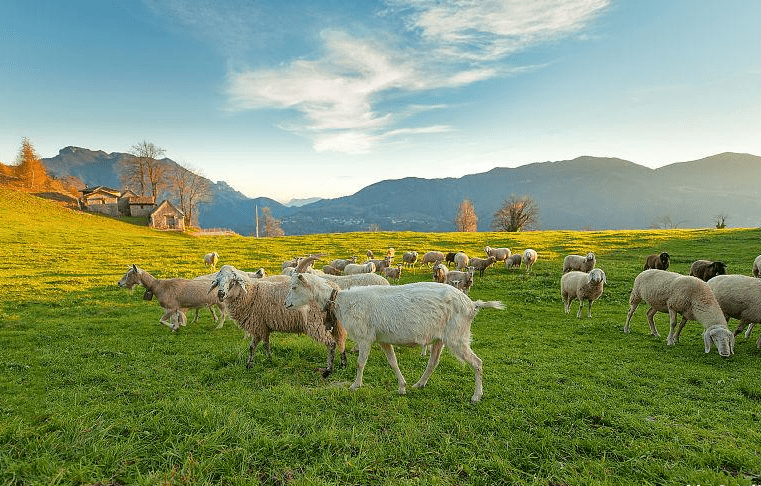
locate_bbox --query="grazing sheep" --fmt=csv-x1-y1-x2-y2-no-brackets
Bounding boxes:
204,252,219,270
366,256,392,273
383,263,403,283
484,246,511,262
505,254,522,270
562,252,596,274
643,252,670,271
454,252,470,271
445,252,459,268
445,267,475,294
322,265,343,276
294,256,390,290
560,269,607,318
330,256,358,272
402,251,418,267
420,251,445,267
343,261,376,275
753,255,761,278
284,272,504,402
432,262,448,283
209,265,346,377
117,265,227,330
469,256,497,277
624,269,734,356
523,249,538,273
707,274,761,348
689,260,727,282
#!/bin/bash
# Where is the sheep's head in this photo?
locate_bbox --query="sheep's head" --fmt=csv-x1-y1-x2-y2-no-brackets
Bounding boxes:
660,252,670,266
117,264,141,290
586,252,595,262
710,261,727,278
703,325,735,357
209,265,249,301
588,268,606,285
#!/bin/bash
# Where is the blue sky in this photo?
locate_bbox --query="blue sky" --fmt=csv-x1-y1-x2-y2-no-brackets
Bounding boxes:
2,1,759,202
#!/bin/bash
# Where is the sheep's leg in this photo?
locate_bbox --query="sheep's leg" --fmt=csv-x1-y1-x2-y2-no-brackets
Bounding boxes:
673,315,689,343
624,300,640,333
322,341,336,379
412,339,444,390
562,293,570,314
666,307,679,345
587,300,593,319
645,307,660,337
207,304,219,323
379,343,406,395
576,300,584,319
745,322,756,339
247,337,260,369
732,319,745,337
350,343,371,391
190,308,201,325
214,305,226,329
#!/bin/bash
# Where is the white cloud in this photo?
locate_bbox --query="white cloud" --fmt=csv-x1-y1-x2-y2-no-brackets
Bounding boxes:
224,0,610,154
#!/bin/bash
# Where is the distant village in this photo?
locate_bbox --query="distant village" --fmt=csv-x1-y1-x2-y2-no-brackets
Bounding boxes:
78,185,186,231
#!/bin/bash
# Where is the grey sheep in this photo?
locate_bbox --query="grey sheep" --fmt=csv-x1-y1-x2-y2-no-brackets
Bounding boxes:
689,260,727,282
560,269,606,318
402,251,418,267
420,251,445,267
383,263,403,283
454,252,470,270
469,256,496,277
753,255,761,278
624,269,734,356
505,254,522,270
329,256,357,272
209,265,347,377
562,252,596,273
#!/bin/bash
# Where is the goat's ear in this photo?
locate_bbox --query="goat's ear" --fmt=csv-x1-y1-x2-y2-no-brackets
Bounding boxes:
131,264,138,272
298,274,307,283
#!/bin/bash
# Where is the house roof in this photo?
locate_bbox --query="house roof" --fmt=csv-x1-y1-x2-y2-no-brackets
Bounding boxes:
80,185,121,196
81,188,121,200
149,199,184,217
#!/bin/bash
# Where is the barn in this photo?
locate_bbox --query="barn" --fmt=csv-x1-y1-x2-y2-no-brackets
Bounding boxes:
148,200,185,231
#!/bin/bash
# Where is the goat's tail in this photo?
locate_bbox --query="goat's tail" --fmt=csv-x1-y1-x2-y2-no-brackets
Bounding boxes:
473,300,505,310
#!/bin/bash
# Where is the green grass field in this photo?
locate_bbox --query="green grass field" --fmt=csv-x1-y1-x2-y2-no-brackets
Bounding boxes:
1,188,760,485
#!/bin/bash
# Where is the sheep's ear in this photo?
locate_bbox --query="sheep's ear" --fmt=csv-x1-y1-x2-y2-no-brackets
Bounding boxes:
703,330,712,353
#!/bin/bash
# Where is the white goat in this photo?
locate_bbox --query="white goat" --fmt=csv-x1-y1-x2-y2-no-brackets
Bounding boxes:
204,252,219,270
285,272,504,402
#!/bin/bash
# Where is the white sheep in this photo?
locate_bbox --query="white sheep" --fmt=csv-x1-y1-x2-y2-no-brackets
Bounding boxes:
295,256,389,289
117,265,227,330
419,251,445,267
707,274,761,348
562,252,596,274
505,254,522,270
560,269,606,318
343,261,376,275
329,256,357,272
454,252,470,270
624,269,734,356
203,252,219,270
402,251,418,267
523,249,538,273
484,246,511,262
209,265,347,377
753,255,761,278
284,272,504,402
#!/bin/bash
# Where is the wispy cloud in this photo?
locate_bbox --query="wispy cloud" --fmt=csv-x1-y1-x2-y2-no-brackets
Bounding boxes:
207,0,610,153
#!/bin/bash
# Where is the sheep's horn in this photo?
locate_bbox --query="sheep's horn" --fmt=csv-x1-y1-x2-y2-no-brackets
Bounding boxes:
208,280,219,294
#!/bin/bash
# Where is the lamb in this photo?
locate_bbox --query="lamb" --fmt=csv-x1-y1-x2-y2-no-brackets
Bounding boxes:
454,252,470,270
753,255,761,278
484,246,511,262
560,269,607,318
624,269,734,356
420,251,445,267
329,256,357,272
523,249,538,273
284,272,505,402
707,274,761,348
469,256,497,277
643,252,670,270
343,261,376,275
505,254,522,270
117,264,227,330
383,263,403,283
209,265,346,377
562,252,596,273
402,251,418,267
689,260,727,282
204,252,219,270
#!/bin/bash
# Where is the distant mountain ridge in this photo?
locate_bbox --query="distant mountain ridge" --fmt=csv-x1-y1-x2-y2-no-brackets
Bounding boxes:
42,147,761,234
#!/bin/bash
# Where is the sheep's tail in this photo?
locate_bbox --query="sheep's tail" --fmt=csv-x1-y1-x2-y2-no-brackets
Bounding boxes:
473,300,505,310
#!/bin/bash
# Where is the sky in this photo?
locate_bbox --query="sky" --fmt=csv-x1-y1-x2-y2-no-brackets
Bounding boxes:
2,1,760,203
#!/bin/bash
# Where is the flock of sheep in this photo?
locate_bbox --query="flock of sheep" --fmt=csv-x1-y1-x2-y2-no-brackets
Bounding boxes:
116,245,761,402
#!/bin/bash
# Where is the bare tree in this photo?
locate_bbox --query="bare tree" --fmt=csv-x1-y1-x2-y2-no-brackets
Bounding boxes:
715,213,728,229
122,141,169,200
14,138,48,190
492,194,540,232
649,214,687,229
261,206,285,237
454,199,478,232
170,163,213,228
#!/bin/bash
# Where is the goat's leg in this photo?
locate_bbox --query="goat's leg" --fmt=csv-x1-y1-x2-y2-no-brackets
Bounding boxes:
447,341,483,403
247,337,260,369
190,308,201,324
171,311,187,331
412,339,444,390
322,341,336,378
379,343,406,395
350,343,371,391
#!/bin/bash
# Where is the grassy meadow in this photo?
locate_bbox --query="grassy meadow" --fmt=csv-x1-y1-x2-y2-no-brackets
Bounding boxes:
1,187,761,485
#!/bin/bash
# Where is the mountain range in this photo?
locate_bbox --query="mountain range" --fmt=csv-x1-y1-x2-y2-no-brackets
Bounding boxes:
41,147,761,234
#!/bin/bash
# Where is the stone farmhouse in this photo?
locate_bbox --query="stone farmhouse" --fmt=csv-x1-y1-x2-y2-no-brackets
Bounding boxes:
78,185,185,231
